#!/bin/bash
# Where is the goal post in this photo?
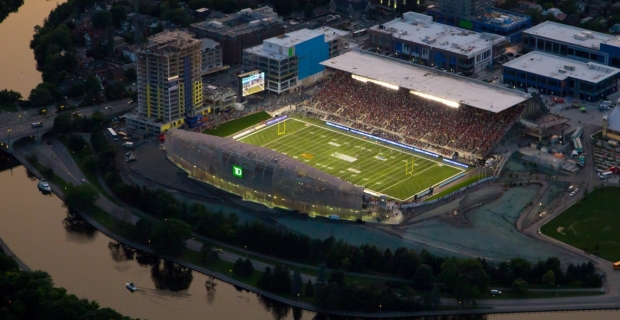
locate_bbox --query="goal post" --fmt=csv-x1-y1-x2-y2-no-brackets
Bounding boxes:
278,121,286,136
405,157,415,176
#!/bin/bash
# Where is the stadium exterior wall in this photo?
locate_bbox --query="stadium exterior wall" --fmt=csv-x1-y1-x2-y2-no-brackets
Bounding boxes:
165,129,364,219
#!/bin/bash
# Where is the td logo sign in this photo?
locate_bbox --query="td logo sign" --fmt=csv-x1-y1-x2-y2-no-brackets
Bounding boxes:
232,165,243,178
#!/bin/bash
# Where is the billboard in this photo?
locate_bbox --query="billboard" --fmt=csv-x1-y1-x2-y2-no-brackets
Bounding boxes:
239,71,265,97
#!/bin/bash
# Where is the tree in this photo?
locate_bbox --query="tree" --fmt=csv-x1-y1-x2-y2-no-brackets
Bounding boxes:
0,89,22,105
124,68,137,82
440,258,490,306
53,112,74,134
510,258,532,282
316,263,327,285
110,6,127,28
28,84,54,106
104,82,127,100
67,134,86,152
328,269,347,288
304,3,315,18
542,270,556,286
63,183,100,212
305,279,314,297
134,218,153,243
92,10,112,29
85,76,102,98
149,218,192,256
512,278,529,296
291,267,302,296
199,244,219,264
413,264,435,291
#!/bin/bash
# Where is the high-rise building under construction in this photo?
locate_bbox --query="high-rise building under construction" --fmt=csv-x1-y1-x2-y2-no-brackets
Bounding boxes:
126,30,205,135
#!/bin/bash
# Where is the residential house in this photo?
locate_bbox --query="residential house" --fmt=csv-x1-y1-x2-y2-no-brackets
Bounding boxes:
123,44,138,62
516,0,543,12
84,29,108,50
328,0,370,21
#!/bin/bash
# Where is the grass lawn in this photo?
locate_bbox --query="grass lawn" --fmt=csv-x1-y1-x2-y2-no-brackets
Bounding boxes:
482,290,603,300
0,102,17,112
426,174,485,201
202,111,272,137
239,117,465,201
541,187,620,262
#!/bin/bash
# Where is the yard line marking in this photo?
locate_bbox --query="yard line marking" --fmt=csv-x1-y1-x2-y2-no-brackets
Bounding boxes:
347,168,361,174
328,141,341,147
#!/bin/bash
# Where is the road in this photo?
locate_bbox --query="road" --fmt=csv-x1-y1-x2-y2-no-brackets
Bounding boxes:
0,98,133,147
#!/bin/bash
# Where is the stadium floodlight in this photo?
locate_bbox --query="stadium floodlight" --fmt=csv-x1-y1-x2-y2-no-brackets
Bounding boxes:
410,91,460,108
352,74,399,90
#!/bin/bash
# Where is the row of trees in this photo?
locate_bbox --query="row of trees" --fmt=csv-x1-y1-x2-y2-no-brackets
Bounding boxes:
0,0,23,24
0,248,133,319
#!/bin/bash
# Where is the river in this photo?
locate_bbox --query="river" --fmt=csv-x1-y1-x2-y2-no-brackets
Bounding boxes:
0,2,619,320
0,0,65,96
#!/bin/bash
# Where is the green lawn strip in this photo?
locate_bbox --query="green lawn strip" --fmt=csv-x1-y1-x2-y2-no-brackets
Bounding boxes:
541,187,620,262
32,161,67,189
482,290,603,300
426,174,485,201
0,102,17,112
57,136,120,206
202,111,272,137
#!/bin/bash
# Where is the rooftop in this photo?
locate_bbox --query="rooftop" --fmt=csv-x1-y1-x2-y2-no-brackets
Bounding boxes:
321,50,529,113
265,29,323,47
143,30,201,54
371,12,504,57
191,7,280,37
607,106,620,133
503,51,620,83
200,38,220,51
245,27,349,60
524,21,620,50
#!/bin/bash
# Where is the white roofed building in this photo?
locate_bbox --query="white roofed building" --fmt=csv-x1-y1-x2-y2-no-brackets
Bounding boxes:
369,12,507,76
502,51,620,102
522,21,620,68
243,28,349,94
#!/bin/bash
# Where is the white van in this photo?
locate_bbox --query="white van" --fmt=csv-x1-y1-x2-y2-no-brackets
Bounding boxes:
600,171,612,179
491,290,502,295
123,142,134,148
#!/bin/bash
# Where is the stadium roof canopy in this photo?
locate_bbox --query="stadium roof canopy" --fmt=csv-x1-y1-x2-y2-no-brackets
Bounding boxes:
321,50,530,113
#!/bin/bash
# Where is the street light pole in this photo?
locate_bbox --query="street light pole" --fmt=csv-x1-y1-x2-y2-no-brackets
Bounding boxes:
245,245,248,258
7,129,11,147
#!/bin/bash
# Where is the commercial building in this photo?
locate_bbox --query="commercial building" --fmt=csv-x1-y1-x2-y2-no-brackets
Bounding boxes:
243,27,349,94
190,7,284,65
522,21,620,68
369,12,507,76
126,31,204,135
603,107,620,142
502,51,620,102
434,0,492,20
426,6,532,44
199,38,223,75
165,129,364,218
203,85,236,113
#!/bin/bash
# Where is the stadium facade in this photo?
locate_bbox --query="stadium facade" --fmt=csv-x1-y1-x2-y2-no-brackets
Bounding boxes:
165,129,364,218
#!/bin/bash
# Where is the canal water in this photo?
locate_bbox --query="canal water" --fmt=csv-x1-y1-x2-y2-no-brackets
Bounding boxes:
0,2,618,320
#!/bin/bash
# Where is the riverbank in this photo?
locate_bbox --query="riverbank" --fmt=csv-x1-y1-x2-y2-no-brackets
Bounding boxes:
7,139,620,317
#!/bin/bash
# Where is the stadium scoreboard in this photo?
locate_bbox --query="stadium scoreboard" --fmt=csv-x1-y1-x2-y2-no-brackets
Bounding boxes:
238,70,265,98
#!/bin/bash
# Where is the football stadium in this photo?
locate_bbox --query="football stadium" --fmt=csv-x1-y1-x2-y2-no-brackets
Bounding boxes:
166,50,546,219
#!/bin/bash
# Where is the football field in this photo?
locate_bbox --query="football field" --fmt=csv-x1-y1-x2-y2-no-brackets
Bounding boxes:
238,117,465,200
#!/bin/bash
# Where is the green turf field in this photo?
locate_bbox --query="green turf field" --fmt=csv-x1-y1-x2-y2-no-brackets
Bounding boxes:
541,187,620,262
239,117,465,200
202,111,272,137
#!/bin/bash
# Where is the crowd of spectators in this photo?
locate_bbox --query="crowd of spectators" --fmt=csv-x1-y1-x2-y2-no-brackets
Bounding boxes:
312,72,524,157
